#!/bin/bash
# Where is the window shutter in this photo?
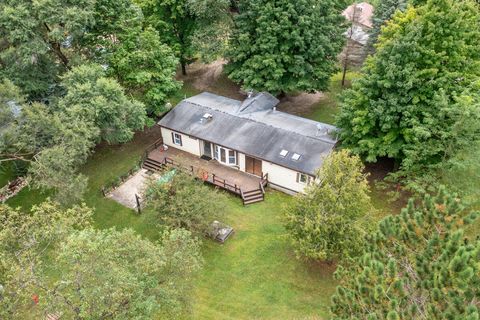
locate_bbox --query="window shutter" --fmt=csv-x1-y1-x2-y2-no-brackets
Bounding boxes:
179,135,182,146
171,132,174,144
296,173,299,183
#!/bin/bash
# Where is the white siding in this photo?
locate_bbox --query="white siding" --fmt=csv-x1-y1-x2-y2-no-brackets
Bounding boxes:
161,127,201,156
262,161,310,193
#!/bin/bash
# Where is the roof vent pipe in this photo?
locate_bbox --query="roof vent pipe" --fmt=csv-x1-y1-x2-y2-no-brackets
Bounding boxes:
247,89,254,98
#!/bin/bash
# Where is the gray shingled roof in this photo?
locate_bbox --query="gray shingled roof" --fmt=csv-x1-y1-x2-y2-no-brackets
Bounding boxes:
158,92,338,175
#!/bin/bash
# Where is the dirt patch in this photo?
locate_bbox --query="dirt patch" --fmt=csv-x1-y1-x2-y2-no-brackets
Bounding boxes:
365,158,410,214
178,60,244,100
276,92,325,116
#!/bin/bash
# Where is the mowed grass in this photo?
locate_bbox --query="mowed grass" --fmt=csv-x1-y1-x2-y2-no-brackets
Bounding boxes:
192,191,337,319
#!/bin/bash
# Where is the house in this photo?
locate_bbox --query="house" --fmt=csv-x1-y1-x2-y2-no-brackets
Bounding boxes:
340,2,374,67
156,92,337,195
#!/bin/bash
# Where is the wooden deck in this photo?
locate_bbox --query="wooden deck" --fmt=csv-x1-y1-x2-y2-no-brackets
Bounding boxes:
148,146,262,193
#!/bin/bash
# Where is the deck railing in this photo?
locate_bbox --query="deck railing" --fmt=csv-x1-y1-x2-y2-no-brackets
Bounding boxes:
162,156,243,195
141,138,164,163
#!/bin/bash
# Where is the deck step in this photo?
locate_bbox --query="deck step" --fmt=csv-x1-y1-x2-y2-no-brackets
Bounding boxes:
243,196,264,205
243,189,263,196
242,188,264,205
143,158,165,172
145,157,164,166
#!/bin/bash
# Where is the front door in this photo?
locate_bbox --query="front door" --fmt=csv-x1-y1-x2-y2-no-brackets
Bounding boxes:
203,141,212,158
245,156,262,176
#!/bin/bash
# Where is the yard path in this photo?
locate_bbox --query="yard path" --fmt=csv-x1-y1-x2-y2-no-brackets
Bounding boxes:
191,191,336,319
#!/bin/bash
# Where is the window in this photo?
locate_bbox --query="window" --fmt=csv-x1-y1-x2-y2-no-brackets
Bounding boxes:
291,153,301,161
228,150,236,164
279,149,288,157
172,132,182,146
214,145,237,165
297,173,310,184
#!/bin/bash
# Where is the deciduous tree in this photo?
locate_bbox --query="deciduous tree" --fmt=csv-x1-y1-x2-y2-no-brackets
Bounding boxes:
367,0,407,52
336,0,480,181
0,201,202,319
58,64,147,144
0,0,95,97
137,0,231,75
226,0,347,94
284,150,373,262
146,172,225,235
108,27,181,115
331,188,480,319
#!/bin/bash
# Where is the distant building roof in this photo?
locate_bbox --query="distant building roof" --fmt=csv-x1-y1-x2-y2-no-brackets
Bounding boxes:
342,2,374,29
6,100,21,117
158,92,338,175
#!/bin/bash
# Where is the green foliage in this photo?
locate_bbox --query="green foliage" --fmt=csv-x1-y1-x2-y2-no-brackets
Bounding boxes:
1,65,146,203
108,27,181,115
367,0,407,52
0,0,95,97
284,150,373,262
137,0,231,73
0,201,92,318
146,171,225,235
0,201,202,319
59,64,147,144
337,0,480,182
331,187,480,319
225,0,346,94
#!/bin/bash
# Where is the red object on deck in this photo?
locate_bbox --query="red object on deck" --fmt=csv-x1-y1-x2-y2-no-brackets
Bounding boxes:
203,172,208,181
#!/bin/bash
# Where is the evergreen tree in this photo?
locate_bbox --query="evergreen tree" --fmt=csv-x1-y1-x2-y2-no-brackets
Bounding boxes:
284,150,373,262
336,0,480,178
226,0,347,94
367,0,407,52
331,187,480,319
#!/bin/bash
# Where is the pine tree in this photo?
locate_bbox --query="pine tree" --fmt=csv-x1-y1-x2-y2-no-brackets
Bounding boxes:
226,0,347,94
331,187,480,319
336,0,480,177
367,0,407,52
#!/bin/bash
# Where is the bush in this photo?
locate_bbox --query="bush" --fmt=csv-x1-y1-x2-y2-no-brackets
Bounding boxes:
145,172,226,236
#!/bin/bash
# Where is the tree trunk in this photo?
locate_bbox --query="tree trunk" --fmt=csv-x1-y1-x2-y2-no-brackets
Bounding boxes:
181,61,187,76
277,91,286,99
341,59,348,87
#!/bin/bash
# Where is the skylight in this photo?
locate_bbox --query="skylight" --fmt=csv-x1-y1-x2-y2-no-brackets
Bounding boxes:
291,153,301,161
279,149,288,157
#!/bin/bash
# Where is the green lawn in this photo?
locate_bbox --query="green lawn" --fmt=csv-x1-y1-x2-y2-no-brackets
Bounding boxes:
1,73,402,319
306,72,360,125
193,191,336,319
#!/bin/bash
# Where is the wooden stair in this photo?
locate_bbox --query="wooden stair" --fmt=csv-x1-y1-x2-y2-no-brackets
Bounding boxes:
241,188,264,205
142,157,165,172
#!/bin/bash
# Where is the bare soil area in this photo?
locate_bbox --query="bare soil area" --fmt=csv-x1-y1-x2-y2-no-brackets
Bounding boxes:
276,92,326,116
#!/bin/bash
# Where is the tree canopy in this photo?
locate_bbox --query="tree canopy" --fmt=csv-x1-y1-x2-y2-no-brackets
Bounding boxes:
137,0,232,75
146,172,225,236
0,201,202,319
331,188,480,319
367,0,407,52
0,65,147,203
336,0,480,183
284,150,373,262
225,0,347,94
